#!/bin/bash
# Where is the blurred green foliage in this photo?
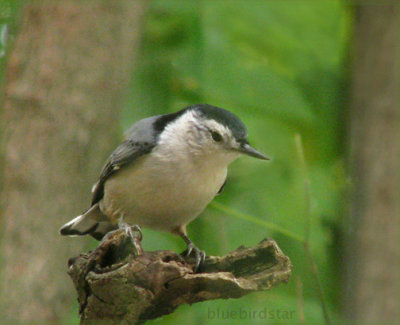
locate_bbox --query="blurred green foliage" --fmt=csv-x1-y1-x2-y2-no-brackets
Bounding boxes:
124,1,351,324
0,0,10,74
0,0,19,60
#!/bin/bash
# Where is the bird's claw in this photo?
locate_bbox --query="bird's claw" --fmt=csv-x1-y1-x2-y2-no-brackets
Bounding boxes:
185,242,206,271
119,223,143,256
123,224,143,241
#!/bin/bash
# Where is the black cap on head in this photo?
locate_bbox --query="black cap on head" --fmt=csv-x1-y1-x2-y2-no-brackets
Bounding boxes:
190,104,248,142
191,104,270,160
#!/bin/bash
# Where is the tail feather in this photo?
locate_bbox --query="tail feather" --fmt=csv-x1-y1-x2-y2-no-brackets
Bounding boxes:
59,203,114,239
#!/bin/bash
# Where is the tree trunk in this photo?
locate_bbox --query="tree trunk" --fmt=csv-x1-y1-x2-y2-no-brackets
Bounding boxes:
345,4,400,324
0,0,144,322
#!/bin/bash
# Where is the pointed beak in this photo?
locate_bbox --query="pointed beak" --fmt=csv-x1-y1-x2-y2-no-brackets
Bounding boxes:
238,143,270,160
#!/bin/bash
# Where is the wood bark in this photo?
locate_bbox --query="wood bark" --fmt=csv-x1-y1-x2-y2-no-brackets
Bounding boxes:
345,4,400,323
68,230,291,324
0,0,144,322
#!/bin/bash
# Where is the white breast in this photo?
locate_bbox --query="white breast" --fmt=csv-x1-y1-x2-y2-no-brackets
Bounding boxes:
101,152,227,232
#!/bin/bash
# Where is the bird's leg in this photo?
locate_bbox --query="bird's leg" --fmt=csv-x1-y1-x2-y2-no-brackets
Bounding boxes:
117,215,143,256
174,225,206,271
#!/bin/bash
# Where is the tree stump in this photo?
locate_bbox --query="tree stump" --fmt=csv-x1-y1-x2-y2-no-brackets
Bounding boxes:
68,230,291,324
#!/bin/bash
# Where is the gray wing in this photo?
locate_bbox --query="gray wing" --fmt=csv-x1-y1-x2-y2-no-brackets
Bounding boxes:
91,116,159,205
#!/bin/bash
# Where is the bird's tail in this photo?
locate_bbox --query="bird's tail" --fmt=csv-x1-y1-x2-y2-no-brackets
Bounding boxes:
59,203,116,240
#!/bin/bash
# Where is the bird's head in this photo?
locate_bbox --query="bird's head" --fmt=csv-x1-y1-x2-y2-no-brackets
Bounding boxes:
156,104,269,165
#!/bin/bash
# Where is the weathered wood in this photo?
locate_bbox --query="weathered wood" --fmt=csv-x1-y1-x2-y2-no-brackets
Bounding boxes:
68,231,291,324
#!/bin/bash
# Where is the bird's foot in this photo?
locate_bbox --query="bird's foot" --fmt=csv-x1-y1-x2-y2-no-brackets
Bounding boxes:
184,242,206,272
117,222,143,256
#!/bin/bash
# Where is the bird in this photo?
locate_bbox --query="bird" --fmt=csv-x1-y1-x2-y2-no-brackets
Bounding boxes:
60,104,269,269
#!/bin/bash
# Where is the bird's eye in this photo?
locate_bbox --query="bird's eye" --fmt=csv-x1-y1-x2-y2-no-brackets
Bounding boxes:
211,131,222,142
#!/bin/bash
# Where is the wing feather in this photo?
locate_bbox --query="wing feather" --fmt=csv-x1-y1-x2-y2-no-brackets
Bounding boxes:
90,111,187,206
91,115,159,206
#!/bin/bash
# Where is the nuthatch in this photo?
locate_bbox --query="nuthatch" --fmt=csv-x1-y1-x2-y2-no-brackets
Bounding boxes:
60,104,269,269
